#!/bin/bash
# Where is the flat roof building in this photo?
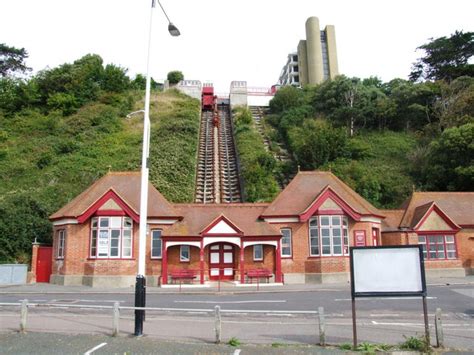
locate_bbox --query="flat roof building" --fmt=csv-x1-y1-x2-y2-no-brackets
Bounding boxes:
279,17,339,87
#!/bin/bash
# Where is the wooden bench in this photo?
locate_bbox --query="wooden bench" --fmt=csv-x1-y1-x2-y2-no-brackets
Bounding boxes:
246,268,272,283
170,269,196,284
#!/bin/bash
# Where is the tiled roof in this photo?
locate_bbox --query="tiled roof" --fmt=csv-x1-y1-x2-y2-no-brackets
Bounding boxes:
399,192,474,228
261,171,382,218
165,203,279,237
381,209,405,231
50,172,179,220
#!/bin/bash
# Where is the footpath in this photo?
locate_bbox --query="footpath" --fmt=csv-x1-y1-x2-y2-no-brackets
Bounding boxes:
1,275,472,294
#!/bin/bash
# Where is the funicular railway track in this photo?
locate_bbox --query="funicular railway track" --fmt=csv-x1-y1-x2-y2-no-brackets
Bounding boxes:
195,111,215,203
194,95,242,203
218,104,241,203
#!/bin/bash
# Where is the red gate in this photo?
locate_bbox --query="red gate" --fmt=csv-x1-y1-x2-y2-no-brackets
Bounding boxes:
36,246,52,283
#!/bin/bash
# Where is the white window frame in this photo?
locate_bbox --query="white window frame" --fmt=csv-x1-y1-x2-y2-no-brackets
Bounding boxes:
253,244,263,261
151,230,162,259
180,245,190,262
281,228,292,258
309,215,349,257
90,216,133,259
418,234,457,260
57,229,66,259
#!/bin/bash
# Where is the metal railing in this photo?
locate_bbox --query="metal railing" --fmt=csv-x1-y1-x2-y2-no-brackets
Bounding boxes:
0,300,323,344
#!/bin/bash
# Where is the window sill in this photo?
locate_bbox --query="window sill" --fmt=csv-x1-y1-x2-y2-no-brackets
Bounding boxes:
87,258,136,261
308,255,349,258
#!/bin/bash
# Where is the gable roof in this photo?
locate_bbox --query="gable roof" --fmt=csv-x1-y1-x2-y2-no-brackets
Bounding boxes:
399,192,474,228
261,171,382,219
165,203,279,237
50,172,179,220
381,209,405,232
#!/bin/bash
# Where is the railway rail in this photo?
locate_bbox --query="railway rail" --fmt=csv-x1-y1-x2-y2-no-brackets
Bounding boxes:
194,104,242,203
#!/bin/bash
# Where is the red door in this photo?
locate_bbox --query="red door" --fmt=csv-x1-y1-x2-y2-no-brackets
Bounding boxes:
209,243,235,281
372,228,380,246
36,246,53,283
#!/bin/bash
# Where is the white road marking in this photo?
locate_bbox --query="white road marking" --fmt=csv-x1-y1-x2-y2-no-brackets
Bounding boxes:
174,300,287,304
335,296,437,301
84,342,107,355
234,349,241,355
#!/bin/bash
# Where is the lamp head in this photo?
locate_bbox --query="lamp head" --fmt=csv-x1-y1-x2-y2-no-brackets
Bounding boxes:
168,23,180,37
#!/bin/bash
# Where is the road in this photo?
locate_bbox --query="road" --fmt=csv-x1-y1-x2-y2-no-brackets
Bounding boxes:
0,283,472,350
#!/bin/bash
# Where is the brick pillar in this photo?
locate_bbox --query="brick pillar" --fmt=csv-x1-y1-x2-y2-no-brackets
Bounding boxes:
199,241,204,284
162,240,168,285
275,240,282,283
29,242,41,283
240,242,245,284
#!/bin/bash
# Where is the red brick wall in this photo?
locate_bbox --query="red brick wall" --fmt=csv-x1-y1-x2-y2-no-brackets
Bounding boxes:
455,229,474,271
271,218,379,274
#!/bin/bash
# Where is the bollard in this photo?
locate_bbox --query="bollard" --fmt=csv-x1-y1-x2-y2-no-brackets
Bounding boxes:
112,302,120,337
318,306,326,346
215,305,221,344
20,299,28,333
435,308,444,348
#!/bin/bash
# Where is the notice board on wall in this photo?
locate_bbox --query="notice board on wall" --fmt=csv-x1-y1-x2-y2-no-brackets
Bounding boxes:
350,246,426,298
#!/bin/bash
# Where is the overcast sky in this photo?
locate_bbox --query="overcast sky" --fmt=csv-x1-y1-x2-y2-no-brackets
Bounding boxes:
2,0,473,93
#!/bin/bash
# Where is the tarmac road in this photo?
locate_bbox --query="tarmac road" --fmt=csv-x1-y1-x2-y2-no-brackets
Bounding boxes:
0,280,472,351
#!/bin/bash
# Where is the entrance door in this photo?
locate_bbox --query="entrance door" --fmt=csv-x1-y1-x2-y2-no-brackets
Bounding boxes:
209,243,235,281
372,228,380,246
36,246,53,283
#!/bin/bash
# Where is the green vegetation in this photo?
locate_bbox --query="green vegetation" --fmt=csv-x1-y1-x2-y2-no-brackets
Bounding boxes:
233,106,279,202
399,335,430,352
227,337,241,347
267,31,473,207
0,52,199,263
167,70,184,84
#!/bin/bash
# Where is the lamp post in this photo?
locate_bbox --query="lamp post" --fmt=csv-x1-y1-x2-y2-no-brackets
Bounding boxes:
135,0,180,337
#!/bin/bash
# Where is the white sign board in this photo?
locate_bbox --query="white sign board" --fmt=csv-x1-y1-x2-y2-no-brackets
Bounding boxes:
351,246,425,295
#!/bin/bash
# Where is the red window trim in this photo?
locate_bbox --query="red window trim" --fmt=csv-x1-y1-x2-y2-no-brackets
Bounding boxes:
418,234,457,261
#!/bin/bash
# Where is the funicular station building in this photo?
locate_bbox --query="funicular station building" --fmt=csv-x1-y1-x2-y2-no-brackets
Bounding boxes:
45,171,474,287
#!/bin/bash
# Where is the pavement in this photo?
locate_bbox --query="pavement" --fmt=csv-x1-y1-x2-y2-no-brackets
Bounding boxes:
1,275,473,294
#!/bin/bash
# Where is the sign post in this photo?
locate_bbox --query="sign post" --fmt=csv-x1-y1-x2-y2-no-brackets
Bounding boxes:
350,245,428,348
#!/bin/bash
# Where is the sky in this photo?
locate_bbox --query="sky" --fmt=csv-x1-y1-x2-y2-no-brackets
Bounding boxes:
2,0,473,93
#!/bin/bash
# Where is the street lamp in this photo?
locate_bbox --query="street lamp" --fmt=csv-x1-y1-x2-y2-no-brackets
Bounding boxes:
135,0,180,337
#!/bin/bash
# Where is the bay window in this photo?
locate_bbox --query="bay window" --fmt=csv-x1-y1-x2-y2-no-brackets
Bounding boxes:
90,216,133,258
418,235,456,260
309,215,349,256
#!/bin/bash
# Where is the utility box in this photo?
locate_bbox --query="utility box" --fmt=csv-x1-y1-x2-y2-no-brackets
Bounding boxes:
0,264,28,285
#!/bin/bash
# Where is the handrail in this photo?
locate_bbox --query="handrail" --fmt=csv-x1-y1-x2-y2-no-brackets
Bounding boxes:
0,302,318,314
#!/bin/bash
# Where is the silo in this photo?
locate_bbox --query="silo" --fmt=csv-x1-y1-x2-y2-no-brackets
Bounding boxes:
325,25,339,79
305,17,324,84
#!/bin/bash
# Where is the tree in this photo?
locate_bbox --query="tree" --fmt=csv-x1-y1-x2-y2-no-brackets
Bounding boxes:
410,31,474,82
167,70,183,84
0,43,31,77
421,123,474,190
288,119,349,169
269,85,305,114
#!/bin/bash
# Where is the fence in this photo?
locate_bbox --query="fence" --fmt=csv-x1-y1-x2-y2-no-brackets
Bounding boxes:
0,301,325,345
0,264,27,285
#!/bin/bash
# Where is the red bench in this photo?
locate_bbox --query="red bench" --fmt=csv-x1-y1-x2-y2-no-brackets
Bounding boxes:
170,269,196,284
246,268,272,283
